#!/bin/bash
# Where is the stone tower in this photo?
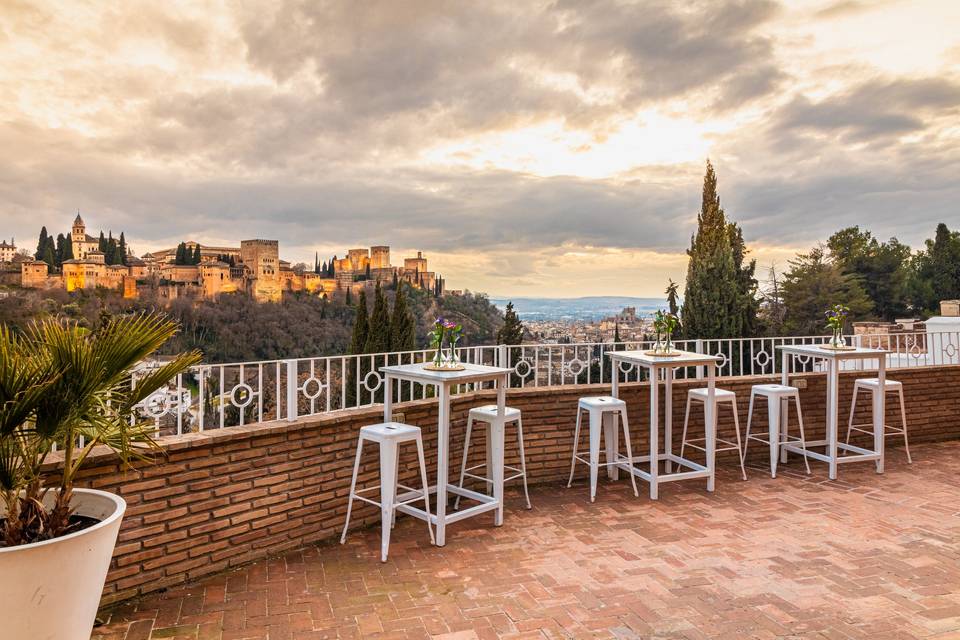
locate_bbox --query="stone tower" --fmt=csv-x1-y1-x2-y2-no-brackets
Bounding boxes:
370,245,390,269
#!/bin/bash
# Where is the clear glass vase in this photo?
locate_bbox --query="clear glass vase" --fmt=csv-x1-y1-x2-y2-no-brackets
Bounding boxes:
431,344,444,367
445,338,461,368
830,327,845,348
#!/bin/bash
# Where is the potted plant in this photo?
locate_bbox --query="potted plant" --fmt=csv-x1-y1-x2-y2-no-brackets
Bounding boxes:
0,313,200,640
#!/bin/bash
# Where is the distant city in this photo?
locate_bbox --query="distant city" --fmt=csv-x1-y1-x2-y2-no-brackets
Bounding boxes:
491,296,668,344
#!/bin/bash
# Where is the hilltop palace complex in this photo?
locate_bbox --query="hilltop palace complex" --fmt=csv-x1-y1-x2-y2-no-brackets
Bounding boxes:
8,214,443,303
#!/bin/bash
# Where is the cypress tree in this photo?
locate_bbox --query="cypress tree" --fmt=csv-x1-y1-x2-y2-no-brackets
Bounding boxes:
329,256,337,277
98,231,106,253
40,236,56,270
729,223,760,337
35,226,48,260
175,242,184,264
365,283,392,354
681,160,743,339
55,233,67,267
193,244,202,264
118,232,127,265
497,301,524,345
345,287,352,305
346,289,369,407
61,232,73,261
390,283,416,352
391,270,399,290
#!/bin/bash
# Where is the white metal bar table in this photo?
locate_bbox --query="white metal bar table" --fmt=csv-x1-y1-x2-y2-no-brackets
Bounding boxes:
608,349,721,499
776,344,888,479
380,362,512,546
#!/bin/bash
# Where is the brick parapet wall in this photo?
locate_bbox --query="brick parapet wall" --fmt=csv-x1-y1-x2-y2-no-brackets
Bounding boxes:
52,365,960,605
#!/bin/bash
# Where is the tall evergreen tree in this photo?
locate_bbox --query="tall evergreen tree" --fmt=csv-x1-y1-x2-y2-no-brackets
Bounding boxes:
681,160,749,339
497,302,524,345
911,223,960,314
118,232,127,265
346,289,369,407
344,286,352,305
55,233,67,267
329,256,337,277
98,231,106,253
389,283,416,352
728,223,760,337
174,242,185,264
781,246,873,335
365,283,392,354
193,244,202,265
35,226,49,260
39,235,56,270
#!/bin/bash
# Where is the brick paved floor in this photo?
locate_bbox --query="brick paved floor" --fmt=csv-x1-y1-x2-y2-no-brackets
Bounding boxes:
93,441,960,640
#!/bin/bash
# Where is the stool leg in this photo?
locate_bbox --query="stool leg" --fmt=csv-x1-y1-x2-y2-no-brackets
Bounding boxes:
516,417,532,509
379,440,398,562
340,436,364,544
743,392,755,462
793,395,812,475
567,408,582,488
846,384,860,445
455,414,474,510
589,409,602,502
415,435,436,545
391,445,400,529
679,394,692,461
620,408,639,498
767,396,780,478
731,398,746,481
899,388,912,464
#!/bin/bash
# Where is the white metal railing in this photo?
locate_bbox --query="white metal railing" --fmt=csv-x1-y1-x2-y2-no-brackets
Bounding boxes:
137,331,960,438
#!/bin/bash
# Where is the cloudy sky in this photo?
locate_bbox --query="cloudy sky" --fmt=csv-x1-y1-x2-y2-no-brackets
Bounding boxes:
1,0,958,297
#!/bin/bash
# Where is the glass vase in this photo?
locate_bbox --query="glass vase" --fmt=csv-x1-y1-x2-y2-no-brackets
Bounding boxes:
431,344,444,368
830,327,845,348
445,339,461,368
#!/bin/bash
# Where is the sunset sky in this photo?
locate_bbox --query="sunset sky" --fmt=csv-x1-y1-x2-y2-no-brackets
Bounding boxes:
1,0,958,297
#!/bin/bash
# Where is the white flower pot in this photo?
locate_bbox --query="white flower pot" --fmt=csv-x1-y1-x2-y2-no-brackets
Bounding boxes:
0,488,126,640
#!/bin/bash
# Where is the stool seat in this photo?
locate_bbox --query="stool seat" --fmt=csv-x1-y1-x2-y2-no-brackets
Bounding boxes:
360,422,422,442
578,396,626,411
854,377,903,391
751,384,799,397
688,387,736,402
468,405,521,422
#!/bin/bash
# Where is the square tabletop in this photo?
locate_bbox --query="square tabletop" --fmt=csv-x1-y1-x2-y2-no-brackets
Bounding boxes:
380,361,513,385
607,349,721,367
776,344,888,359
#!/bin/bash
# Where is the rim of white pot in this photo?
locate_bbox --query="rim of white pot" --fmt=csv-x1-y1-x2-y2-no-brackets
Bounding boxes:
0,487,126,554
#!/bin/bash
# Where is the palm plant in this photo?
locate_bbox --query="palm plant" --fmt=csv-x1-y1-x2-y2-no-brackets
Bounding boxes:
0,313,201,547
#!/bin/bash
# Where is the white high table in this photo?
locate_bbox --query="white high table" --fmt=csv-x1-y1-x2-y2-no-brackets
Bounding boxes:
608,349,721,499
380,361,512,546
776,344,888,479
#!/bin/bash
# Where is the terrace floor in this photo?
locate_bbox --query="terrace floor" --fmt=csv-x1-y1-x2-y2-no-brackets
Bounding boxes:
93,441,960,640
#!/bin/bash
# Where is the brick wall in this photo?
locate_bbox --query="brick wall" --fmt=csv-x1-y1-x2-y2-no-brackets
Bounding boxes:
53,365,960,605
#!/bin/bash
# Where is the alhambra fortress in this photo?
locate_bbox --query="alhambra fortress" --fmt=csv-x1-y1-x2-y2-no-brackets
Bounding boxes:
4,214,444,302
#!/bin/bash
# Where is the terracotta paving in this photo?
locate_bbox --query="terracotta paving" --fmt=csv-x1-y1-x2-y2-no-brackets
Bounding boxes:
93,441,960,639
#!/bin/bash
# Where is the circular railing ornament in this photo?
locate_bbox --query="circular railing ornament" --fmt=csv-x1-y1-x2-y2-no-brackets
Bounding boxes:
142,391,169,418
514,359,533,379
753,349,771,369
301,376,327,400
566,358,586,377
363,370,383,392
230,382,255,408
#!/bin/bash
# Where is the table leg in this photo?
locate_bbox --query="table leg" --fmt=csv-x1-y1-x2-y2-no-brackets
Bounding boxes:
493,378,506,525
665,368,673,474
705,364,716,492
649,365,659,500
875,356,886,473
827,361,839,480
383,375,393,422
435,383,450,546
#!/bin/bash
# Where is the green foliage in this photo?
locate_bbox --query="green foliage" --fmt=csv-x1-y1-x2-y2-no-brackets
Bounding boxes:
496,301,524,345
389,283,416,352
0,313,200,546
346,290,369,407
365,283,391,354
909,223,960,315
681,160,758,339
781,247,873,335
827,226,911,321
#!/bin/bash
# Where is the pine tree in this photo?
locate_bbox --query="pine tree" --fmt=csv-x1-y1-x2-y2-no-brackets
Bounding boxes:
781,246,873,335
346,289,369,407
681,160,745,339
365,283,392,354
35,226,48,260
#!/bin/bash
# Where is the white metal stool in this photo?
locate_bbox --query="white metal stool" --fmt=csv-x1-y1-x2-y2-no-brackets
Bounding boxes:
567,396,638,502
680,387,747,481
455,405,531,510
744,384,811,478
846,377,912,463
340,422,434,562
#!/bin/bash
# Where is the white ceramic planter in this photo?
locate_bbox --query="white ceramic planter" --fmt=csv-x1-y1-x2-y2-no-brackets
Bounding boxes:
0,488,126,640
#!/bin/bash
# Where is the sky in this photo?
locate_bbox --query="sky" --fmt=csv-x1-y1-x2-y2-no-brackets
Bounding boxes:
1,0,958,298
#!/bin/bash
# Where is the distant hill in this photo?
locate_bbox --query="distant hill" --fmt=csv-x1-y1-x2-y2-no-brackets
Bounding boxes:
490,296,667,322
